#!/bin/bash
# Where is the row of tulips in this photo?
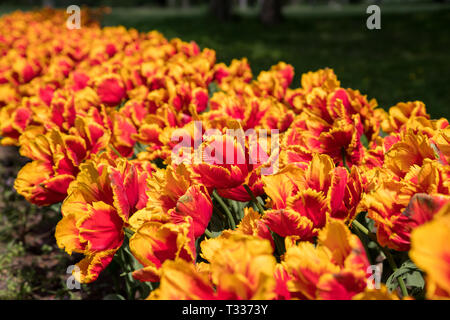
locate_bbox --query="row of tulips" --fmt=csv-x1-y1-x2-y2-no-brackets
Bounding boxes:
0,8,449,300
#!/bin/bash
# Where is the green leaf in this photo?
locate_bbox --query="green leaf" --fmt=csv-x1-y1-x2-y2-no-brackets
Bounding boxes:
360,133,369,149
367,241,379,249
209,206,227,232
133,142,147,157
386,260,425,295
379,129,389,138
49,202,62,212
103,293,126,300
210,231,222,238
123,246,144,271
227,199,251,221
208,82,220,98
404,272,425,288
364,213,376,233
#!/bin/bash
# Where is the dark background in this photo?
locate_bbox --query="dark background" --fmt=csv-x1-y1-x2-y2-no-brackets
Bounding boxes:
1,0,449,118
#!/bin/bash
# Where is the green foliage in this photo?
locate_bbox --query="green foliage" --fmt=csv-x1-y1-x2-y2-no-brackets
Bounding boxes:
103,293,126,300
133,142,148,158
387,260,426,299
351,212,383,266
208,81,221,98
110,233,156,300
99,5,450,120
360,133,369,149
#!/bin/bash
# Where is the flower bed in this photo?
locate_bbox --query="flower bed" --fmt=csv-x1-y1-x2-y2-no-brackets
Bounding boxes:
0,8,449,300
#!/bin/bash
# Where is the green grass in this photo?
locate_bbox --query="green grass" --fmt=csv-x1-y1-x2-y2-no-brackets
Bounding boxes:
1,3,450,119
101,3,450,119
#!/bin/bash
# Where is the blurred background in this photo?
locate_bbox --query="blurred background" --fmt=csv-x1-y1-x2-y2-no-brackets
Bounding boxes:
0,0,449,299
1,0,449,118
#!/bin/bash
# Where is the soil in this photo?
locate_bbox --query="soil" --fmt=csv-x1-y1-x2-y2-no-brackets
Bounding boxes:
0,145,117,300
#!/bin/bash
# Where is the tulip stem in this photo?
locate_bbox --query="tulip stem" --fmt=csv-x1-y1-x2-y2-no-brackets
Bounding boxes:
117,247,133,299
204,228,214,238
351,220,372,239
351,219,408,298
341,147,350,172
124,228,134,238
384,249,409,299
243,184,265,215
212,190,236,230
